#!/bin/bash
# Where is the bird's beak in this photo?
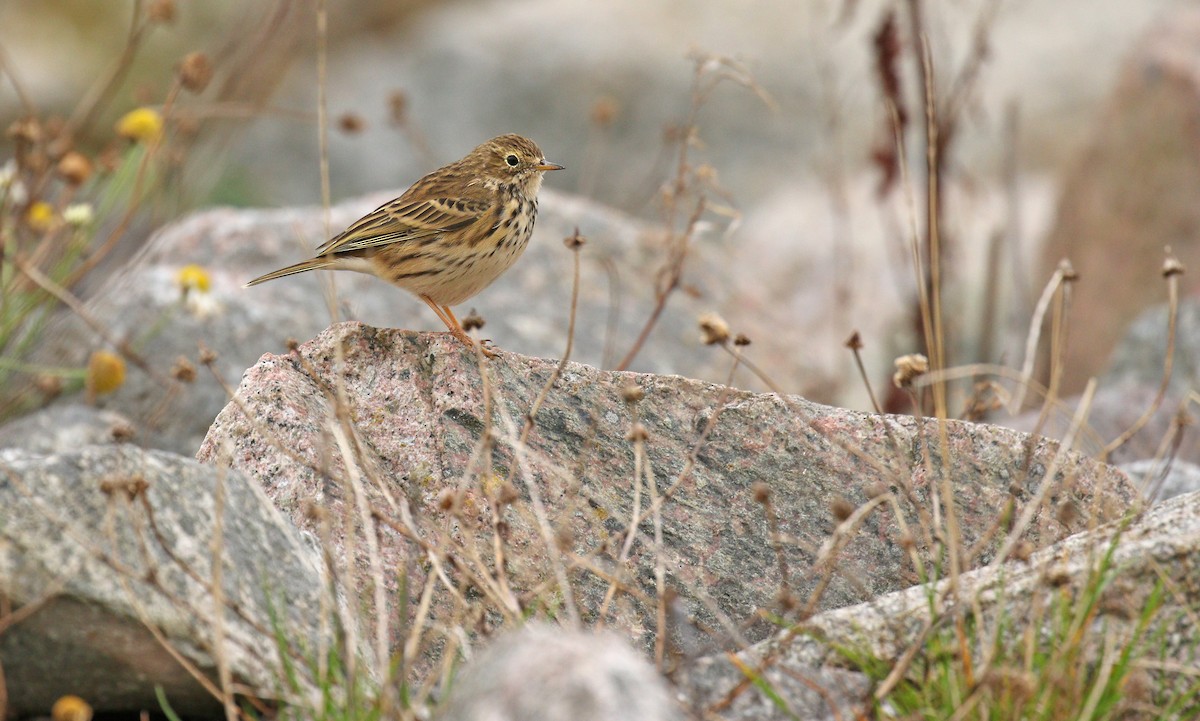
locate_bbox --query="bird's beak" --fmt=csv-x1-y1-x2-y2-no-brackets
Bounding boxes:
535,161,565,171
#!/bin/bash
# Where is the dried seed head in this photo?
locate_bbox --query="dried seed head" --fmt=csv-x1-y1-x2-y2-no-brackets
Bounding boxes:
698,312,731,346
148,0,176,23
844,331,863,350
461,310,485,332
1055,500,1079,527
337,112,365,134
498,481,520,506
590,96,619,127
437,488,461,513
171,356,197,383
555,523,574,550
751,481,770,504
733,333,751,346
388,90,409,125
1163,254,1186,277
1043,565,1072,588
1057,258,1079,282
285,338,299,352
621,383,644,404
830,496,855,522
57,152,93,185
34,374,63,399
110,421,136,443
178,52,213,93
898,531,915,551
892,353,929,389
563,227,586,249
626,422,649,443
1007,540,1034,563
198,346,218,365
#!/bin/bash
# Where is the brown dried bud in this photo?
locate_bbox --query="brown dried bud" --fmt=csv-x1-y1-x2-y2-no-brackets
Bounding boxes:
337,112,365,134
844,331,863,350
898,531,915,551
733,333,751,346
1007,540,1034,563
110,421,136,443
148,0,176,23
498,482,520,506
57,152,93,185
388,90,409,125
34,374,63,399
620,383,644,404
437,488,461,513
198,346,218,365
170,356,197,383
555,523,574,550
1055,500,1079,527
698,312,730,346
751,481,770,504
563,228,586,249
830,496,855,522
7,117,41,144
892,353,929,389
590,96,619,127
178,52,213,93
462,310,485,332
626,422,649,443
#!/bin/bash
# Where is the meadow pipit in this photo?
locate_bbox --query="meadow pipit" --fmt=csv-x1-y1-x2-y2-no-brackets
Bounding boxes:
247,134,563,355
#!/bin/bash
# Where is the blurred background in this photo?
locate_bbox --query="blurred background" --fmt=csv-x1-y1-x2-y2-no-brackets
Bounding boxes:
2,0,1197,422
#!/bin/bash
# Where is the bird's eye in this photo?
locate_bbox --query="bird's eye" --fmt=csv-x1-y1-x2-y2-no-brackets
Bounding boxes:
505,154,519,167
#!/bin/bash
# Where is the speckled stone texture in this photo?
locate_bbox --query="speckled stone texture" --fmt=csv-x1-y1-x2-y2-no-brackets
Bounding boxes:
0,445,329,717
198,322,1137,649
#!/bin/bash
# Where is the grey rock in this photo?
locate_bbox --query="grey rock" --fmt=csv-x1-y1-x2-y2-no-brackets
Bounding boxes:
1120,458,1200,504
0,445,330,717
436,625,681,721
0,404,134,454
198,322,1136,652
685,489,1200,719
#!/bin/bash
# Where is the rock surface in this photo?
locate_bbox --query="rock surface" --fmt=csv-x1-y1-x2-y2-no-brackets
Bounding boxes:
0,404,134,454
198,322,1137,653
0,445,330,717
684,488,1200,719
435,624,681,721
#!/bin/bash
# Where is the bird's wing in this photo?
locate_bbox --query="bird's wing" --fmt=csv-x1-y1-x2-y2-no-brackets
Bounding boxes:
315,196,489,255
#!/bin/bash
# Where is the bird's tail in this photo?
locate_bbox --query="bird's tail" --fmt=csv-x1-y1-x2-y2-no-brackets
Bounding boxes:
245,257,336,287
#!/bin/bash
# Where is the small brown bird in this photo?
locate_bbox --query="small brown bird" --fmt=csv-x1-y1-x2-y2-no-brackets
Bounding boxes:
247,134,563,354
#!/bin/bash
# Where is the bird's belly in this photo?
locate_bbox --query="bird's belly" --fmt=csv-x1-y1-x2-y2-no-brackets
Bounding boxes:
400,227,532,307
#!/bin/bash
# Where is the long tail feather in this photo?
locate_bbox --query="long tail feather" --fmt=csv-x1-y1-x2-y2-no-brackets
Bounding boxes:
245,258,335,287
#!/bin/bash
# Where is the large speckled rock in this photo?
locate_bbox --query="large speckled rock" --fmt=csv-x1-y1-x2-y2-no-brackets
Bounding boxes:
198,322,1137,651
0,445,331,717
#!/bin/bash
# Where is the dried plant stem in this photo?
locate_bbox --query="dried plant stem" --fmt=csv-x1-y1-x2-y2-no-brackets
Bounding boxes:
1102,261,1181,458
1010,265,1068,413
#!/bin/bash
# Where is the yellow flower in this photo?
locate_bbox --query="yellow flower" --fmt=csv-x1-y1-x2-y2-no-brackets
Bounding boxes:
115,107,163,143
176,264,211,293
26,201,56,232
87,350,126,396
52,696,93,721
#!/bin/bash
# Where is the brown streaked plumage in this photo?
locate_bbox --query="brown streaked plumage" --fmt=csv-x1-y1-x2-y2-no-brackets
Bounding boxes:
246,134,563,355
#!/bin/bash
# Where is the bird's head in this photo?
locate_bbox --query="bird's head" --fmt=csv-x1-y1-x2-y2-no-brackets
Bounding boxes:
474,134,563,195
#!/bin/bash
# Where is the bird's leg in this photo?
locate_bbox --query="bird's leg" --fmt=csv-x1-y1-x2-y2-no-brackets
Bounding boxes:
420,295,497,358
